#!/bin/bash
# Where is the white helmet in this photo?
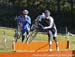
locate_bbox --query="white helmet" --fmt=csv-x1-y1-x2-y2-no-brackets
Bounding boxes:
23,9,29,15
44,10,50,16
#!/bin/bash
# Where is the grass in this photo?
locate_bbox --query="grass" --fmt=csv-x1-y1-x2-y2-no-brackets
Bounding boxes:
0,27,75,52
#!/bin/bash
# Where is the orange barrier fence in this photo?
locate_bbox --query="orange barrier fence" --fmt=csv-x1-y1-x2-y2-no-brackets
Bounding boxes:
0,50,75,57
12,40,69,51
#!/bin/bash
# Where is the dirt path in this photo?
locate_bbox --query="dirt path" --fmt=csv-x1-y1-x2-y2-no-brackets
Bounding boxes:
0,50,75,57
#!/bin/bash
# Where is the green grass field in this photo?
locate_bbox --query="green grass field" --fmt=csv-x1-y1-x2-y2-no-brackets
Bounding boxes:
0,27,75,52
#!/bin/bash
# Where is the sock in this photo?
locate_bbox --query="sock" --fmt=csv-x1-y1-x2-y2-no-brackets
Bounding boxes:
22,35,25,42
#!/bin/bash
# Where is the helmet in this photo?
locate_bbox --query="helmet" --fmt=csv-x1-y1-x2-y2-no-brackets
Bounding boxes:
44,10,50,16
23,9,29,15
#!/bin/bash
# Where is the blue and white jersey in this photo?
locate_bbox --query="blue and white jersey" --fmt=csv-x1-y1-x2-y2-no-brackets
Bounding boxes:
17,15,31,31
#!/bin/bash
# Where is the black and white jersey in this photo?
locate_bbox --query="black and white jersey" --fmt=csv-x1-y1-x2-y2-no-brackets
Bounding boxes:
39,16,56,30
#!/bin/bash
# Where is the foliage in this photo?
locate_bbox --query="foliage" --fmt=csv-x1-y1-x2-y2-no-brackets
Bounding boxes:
0,0,75,29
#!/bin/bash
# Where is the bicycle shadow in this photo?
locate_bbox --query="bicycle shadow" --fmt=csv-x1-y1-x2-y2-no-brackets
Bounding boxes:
35,43,49,52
